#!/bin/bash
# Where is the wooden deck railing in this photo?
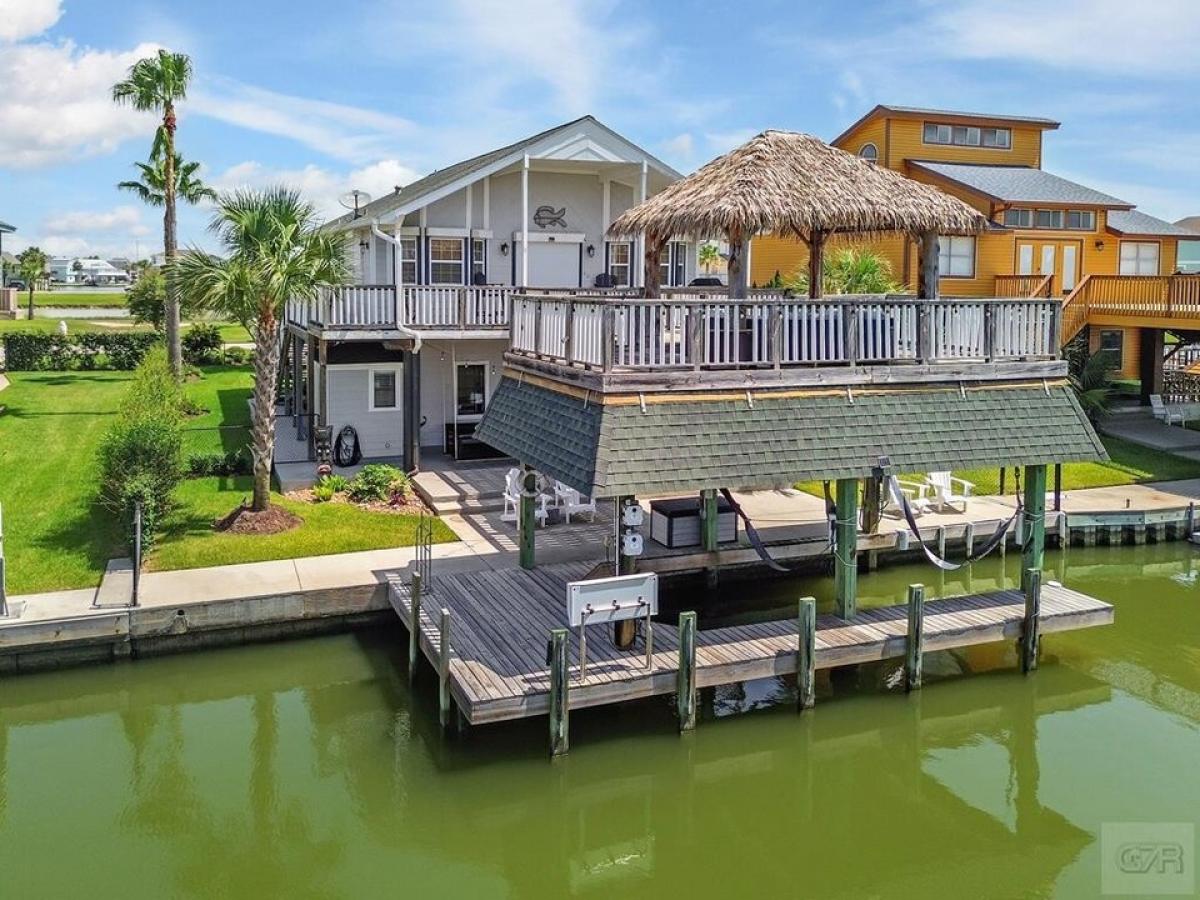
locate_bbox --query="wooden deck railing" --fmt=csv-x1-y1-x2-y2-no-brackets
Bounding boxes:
994,274,1054,298
1061,273,1200,343
509,294,1061,372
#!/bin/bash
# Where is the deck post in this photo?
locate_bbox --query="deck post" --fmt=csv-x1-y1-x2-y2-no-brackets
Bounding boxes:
905,584,925,692
700,489,719,552
798,597,816,710
438,607,452,727
549,628,569,757
677,611,697,731
834,478,859,619
1021,569,1041,673
519,465,537,570
1021,464,1047,589
407,571,423,683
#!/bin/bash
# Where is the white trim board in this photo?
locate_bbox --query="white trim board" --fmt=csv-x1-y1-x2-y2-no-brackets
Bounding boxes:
512,231,587,243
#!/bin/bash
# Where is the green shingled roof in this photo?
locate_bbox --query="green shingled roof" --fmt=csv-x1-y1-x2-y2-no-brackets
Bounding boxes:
476,377,1107,498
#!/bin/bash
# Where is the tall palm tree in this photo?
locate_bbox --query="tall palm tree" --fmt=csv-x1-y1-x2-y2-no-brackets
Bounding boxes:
112,49,193,378
118,152,216,208
15,246,48,320
176,188,348,512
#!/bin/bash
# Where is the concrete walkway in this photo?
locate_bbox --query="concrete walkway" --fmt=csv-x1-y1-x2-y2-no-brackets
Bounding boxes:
1099,409,1200,462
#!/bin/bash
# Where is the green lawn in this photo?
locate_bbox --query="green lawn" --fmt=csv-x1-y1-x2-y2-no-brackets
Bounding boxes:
797,434,1200,498
0,317,251,343
0,368,453,595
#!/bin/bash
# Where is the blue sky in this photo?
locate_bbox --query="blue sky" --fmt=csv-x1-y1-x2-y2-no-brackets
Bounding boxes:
2,0,1198,260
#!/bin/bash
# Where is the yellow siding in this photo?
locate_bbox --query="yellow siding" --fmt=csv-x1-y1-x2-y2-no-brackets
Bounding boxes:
834,118,888,163
751,233,910,289
1089,326,1141,380
884,119,1042,168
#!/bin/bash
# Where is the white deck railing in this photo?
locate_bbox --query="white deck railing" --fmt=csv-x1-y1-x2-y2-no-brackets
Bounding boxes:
286,284,518,330
509,294,1061,371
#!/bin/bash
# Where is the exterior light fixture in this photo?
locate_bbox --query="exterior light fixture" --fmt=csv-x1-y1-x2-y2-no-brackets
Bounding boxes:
1094,240,1105,251
586,244,595,258
500,242,509,256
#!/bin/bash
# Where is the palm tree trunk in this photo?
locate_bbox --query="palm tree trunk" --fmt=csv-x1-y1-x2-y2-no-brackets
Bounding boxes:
250,311,281,512
163,105,181,378
26,286,33,320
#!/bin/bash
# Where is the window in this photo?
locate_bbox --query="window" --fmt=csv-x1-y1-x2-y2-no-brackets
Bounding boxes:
1120,241,1160,276
1004,209,1033,228
429,237,464,285
370,370,397,411
471,238,486,282
1036,209,1063,229
1066,210,1095,230
608,242,631,287
859,143,878,164
399,237,417,284
923,122,1010,149
455,363,487,418
658,241,686,286
1097,329,1124,369
938,236,976,278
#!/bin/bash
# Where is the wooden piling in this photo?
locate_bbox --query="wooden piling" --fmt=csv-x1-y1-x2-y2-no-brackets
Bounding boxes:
1022,464,1046,587
519,465,536,570
700,489,719,552
834,478,859,619
936,526,946,560
677,611,697,730
905,584,925,692
798,597,816,711
963,521,975,556
438,607,452,727
1021,569,1041,674
549,628,569,756
407,571,423,683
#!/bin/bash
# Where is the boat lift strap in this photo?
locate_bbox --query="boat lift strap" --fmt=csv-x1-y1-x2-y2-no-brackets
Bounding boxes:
719,488,788,572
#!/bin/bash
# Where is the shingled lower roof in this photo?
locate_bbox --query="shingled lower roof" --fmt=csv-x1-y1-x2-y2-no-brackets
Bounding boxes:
910,161,1133,209
476,377,1107,498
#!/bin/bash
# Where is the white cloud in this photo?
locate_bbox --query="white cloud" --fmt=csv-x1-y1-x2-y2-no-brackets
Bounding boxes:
42,205,150,238
191,80,417,165
703,129,758,156
0,38,160,168
209,159,419,219
0,0,61,43
660,133,694,166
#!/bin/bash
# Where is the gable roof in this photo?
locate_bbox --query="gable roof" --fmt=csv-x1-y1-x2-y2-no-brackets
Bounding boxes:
908,161,1133,209
833,104,1060,146
324,115,681,232
1107,210,1200,237
0,220,15,234
1175,216,1200,232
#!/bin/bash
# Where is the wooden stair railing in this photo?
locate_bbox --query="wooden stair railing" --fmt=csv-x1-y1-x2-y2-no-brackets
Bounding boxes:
1061,275,1092,345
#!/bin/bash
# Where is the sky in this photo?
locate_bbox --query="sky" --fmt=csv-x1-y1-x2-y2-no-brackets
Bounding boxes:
1,0,1198,261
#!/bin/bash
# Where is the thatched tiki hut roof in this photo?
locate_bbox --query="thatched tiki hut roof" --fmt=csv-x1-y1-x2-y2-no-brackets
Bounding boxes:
608,129,990,298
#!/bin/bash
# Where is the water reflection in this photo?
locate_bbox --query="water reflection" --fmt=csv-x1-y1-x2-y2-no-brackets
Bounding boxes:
0,544,1195,896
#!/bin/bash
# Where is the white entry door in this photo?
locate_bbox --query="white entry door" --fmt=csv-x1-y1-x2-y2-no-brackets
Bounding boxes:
1018,243,1034,276
1062,245,1078,292
1039,245,1056,277
526,241,580,288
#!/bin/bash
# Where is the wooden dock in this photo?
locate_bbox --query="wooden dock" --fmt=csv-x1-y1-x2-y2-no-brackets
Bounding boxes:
388,562,1113,726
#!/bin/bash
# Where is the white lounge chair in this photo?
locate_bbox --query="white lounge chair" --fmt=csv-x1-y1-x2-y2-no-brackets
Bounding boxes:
501,467,549,527
896,479,933,516
1149,394,1188,427
553,481,597,523
924,471,974,513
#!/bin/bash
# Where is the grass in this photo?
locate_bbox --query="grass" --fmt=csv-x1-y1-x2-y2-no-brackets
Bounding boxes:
0,367,453,595
0,317,251,343
181,364,254,457
796,435,1200,498
20,291,128,308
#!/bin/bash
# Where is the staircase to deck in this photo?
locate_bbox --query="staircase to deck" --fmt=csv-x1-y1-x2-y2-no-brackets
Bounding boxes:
1058,273,1200,344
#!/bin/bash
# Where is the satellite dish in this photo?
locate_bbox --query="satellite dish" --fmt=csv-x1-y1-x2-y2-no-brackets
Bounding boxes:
338,189,372,219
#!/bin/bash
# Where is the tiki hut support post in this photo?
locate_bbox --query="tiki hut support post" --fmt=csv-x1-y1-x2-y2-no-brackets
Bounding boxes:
727,226,749,299
917,230,940,299
643,232,668,299
807,229,827,298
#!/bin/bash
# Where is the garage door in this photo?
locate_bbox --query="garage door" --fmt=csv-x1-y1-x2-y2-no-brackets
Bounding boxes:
526,241,580,288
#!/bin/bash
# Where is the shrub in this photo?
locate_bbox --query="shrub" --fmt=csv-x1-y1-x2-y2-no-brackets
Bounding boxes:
312,482,336,502
126,267,167,329
120,474,161,556
2,331,159,371
182,323,224,365
223,346,251,365
98,349,185,552
318,473,349,493
347,464,406,503
185,447,251,477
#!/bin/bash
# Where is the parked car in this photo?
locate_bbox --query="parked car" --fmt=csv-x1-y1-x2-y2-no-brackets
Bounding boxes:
689,276,724,287
8,279,26,291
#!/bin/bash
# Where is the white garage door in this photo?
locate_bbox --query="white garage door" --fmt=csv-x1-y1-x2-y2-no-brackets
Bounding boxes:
526,241,580,288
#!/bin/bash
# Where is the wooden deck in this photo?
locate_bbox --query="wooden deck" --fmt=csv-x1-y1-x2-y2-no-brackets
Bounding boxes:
388,562,1114,725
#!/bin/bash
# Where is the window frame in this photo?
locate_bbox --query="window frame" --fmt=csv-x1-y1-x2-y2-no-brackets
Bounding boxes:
938,235,977,279
367,367,399,412
1097,329,1124,369
429,237,465,285
859,142,878,164
608,241,632,287
471,238,487,282
398,236,418,285
1119,241,1161,276
923,121,1011,149
454,361,489,421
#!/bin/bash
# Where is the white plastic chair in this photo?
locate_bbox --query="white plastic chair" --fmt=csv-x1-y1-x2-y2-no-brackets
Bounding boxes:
501,467,549,527
553,481,597,523
1150,394,1187,426
923,471,974,513
896,479,933,516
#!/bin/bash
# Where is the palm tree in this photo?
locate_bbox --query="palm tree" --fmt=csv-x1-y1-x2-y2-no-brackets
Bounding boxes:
176,188,348,512
785,248,901,295
112,49,193,378
119,152,216,208
15,246,48,319
698,242,721,275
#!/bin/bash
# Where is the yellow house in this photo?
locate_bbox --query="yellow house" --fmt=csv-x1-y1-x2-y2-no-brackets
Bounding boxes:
750,105,1200,385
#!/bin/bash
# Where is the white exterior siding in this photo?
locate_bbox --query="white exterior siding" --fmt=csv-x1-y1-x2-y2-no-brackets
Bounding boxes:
325,364,405,459
417,340,508,449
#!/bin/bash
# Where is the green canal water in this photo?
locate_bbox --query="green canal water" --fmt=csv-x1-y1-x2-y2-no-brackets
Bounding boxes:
1,544,1197,898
